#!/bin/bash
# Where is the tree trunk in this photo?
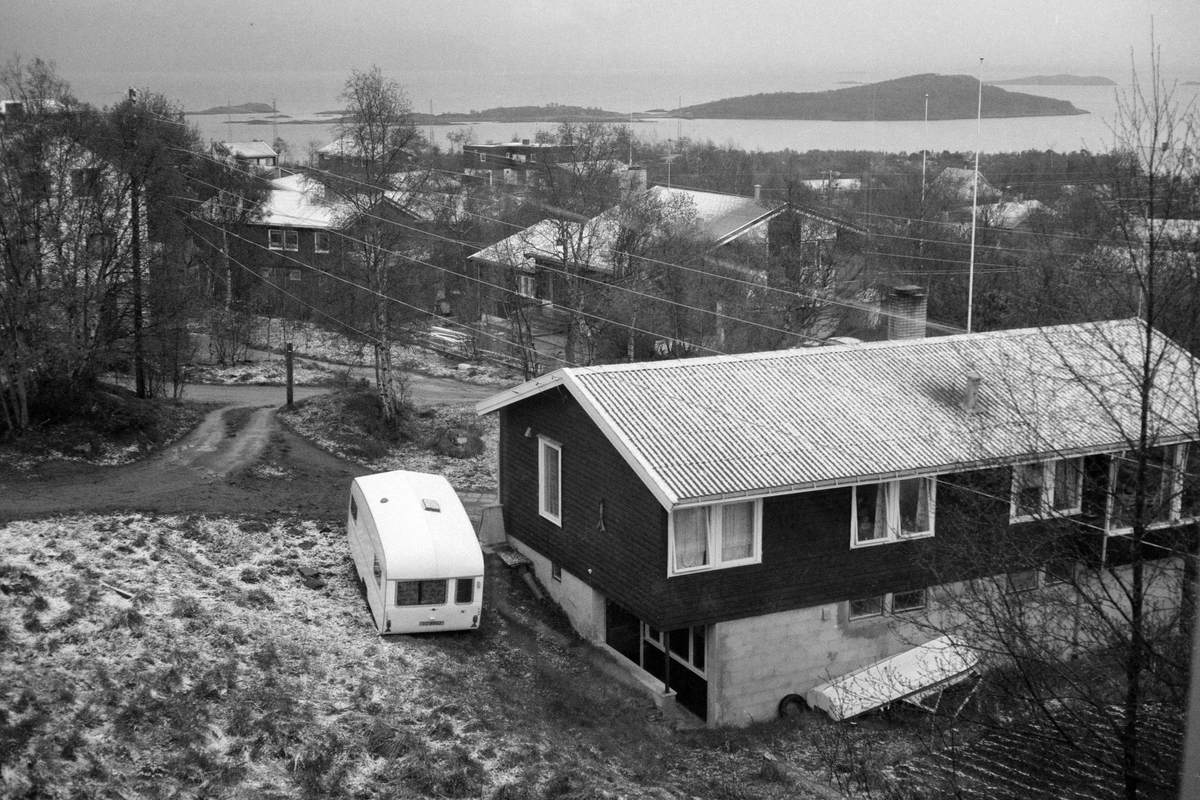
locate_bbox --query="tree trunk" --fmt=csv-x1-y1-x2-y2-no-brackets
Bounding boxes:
131,177,146,399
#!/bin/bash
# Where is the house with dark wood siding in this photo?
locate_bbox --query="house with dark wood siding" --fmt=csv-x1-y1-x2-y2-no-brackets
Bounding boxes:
476,301,1200,725
234,172,457,318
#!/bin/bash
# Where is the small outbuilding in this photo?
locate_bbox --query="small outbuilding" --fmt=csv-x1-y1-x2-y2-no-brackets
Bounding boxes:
346,470,485,634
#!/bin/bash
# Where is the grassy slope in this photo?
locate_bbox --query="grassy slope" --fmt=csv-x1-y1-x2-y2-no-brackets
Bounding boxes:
1,514,847,799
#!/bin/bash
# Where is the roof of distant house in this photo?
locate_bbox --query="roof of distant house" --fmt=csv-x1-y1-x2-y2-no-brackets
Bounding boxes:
932,167,1001,202
478,319,1200,509
255,172,457,229
218,140,277,160
978,199,1049,229
468,185,784,272
317,135,417,161
259,173,340,229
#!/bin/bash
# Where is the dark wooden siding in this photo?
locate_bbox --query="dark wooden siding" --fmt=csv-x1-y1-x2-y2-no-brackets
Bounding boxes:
499,392,1188,631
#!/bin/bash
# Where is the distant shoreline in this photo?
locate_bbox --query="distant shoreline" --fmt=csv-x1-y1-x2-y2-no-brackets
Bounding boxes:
188,75,1091,126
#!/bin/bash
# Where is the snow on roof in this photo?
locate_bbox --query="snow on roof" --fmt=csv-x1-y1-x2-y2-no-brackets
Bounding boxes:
258,173,341,229
478,319,1200,508
978,199,1049,229
468,186,783,271
219,140,277,160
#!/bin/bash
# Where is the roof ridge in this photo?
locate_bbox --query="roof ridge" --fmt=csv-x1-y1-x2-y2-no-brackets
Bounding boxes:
567,319,1142,378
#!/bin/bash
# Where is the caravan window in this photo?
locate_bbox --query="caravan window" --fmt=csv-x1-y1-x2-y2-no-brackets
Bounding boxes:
372,555,382,586
395,580,448,606
455,578,474,604
350,496,358,521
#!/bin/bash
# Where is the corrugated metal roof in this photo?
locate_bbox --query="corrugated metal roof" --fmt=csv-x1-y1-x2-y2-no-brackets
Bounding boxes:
479,320,1200,508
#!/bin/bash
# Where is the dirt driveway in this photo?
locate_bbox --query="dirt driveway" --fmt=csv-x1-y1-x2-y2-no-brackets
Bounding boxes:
0,376,499,524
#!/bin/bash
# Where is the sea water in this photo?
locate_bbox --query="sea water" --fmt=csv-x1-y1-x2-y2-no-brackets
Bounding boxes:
64,67,1200,156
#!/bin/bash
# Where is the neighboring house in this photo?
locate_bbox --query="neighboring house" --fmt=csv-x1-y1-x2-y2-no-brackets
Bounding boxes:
235,171,457,314
462,139,572,186
468,185,786,316
214,140,278,170
475,300,1200,725
931,167,1002,204
317,136,417,171
800,177,862,193
948,198,1051,234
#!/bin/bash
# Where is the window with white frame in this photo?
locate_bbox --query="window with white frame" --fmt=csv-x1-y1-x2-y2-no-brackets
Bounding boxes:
518,273,536,299
268,228,299,251
849,596,884,619
669,499,761,576
849,588,928,620
668,625,706,674
644,623,707,675
1010,457,1082,522
851,478,935,547
1107,445,1196,534
538,436,561,525
314,231,330,253
892,588,927,613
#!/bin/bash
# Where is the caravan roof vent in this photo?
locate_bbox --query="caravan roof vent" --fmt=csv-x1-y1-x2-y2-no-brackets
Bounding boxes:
422,499,441,513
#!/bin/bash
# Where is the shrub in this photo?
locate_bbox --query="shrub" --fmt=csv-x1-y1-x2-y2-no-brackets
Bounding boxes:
171,595,203,619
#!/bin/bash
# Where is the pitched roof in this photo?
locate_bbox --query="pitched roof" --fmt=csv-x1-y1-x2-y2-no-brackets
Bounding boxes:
219,140,277,160
932,167,1001,203
477,320,1200,509
258,173,341,229
468,185,783,271
255,172,457,229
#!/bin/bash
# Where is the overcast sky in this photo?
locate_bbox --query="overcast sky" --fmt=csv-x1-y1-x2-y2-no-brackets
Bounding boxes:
4,1,1198,104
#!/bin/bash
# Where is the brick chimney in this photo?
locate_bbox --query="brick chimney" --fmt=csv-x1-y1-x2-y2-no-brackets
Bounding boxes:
884,285,928,340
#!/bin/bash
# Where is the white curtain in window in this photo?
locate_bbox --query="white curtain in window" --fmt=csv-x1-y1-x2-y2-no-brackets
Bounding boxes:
856,484,887,541
721,502,754,561
898,478,930,535
675,507,708,569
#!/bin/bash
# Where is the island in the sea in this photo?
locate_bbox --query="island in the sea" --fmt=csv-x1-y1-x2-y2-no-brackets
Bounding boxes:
186,102,278,116
673,74,1087,121
987,74,1116,86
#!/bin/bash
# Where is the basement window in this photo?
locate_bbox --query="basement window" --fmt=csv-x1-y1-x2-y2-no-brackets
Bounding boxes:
849,596,884,620
891,589,927,613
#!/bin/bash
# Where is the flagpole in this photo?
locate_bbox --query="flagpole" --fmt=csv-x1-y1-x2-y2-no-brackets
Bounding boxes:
921,93,929,205
967,58,983,333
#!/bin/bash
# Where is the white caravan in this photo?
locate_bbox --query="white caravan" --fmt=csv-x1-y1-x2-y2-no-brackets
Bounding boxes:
346,470,484,634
